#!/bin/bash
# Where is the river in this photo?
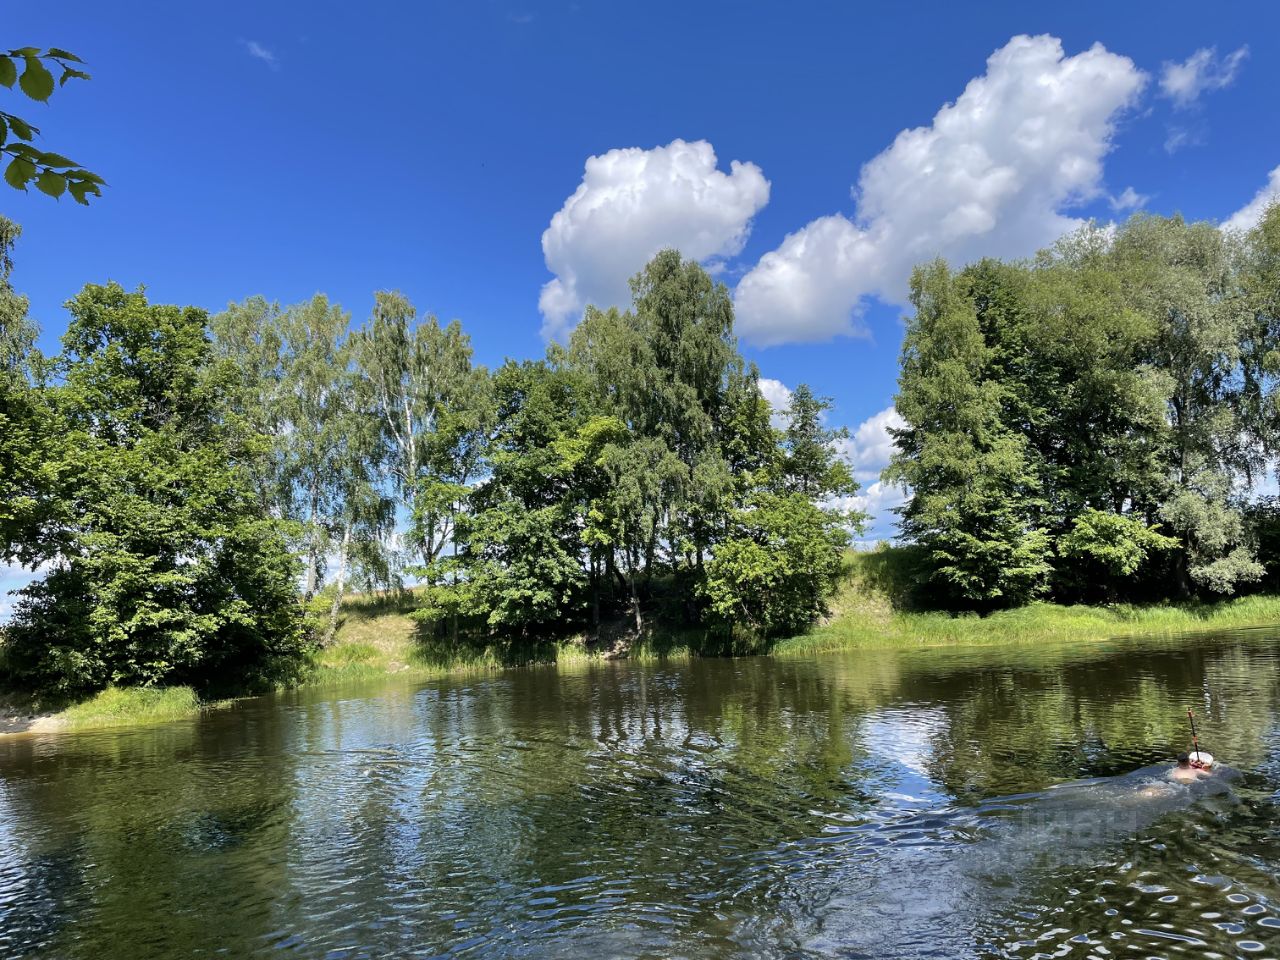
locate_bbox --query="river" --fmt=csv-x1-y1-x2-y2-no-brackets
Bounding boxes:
2,628,1279,958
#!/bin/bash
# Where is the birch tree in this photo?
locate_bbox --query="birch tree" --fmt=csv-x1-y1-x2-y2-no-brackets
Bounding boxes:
352,292,479,571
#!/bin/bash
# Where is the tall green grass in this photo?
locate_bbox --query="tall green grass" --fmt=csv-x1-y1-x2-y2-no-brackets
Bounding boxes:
772,551,1280,656
54,685,204,730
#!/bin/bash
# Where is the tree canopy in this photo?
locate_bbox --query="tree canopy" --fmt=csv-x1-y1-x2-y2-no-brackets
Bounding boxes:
8,201,1279,699
2,283,307,695
889,207,1280,608
1,240,861,696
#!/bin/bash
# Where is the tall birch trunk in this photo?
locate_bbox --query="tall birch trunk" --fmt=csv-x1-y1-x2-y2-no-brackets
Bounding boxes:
323,520,352,646
303,475,321,601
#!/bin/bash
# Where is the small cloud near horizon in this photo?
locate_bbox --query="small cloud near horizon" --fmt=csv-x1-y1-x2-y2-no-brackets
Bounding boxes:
241,39,279,69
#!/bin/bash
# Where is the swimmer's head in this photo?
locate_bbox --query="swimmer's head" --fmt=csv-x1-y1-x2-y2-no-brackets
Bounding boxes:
1176,752,1192,768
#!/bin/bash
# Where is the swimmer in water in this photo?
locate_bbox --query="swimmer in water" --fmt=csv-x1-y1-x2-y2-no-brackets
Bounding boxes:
1170,752,1213,784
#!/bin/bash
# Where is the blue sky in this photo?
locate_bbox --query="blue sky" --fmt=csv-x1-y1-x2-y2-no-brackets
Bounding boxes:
3,2,1279,607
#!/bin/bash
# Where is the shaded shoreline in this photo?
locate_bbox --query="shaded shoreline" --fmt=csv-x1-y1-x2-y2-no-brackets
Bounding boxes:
6,585,1280,737
0,702,62,735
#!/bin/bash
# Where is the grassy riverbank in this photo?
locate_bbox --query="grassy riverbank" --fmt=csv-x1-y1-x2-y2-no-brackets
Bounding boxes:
11,548,1280,733
0,685,205,735
775,591,1280,655
308,588,694,687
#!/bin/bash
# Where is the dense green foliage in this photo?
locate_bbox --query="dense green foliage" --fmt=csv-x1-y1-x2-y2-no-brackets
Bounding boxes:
1,46,104,203
0,218,52,564
416,251,863,645
890,207,1280,608
1,277,308,695
2,239,858,696
9,198,1279,699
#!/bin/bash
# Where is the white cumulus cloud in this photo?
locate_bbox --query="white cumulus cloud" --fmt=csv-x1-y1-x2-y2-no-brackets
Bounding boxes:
538,139,770,339
1159,46,1248,109
841,481,909,535
831,406,908,538
845,406,906,483
733,34,1146,346
1223,165,1280,233
757,377,793,429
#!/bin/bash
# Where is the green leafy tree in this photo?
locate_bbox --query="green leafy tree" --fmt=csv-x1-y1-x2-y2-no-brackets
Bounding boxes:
566,252,779,627
0,217,60,566
568,305,685,626
700,382,862,639
352,293,479,575
1,46,104,203
433,360,589,638
778,384,858,499
888,260,1052,607
1058,509,1179,597
212,294,397,632
556,410,630,628
1113,215,1264,594
321,365,395,644
275,295,353,599
3,284,308,695
208,296,286,510
700,491,850,640
408,360,494,596
980,244,1168,531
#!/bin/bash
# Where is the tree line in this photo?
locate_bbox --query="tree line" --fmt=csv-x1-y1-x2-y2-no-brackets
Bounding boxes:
889,206,1280,609
0,234,860,696
7,203,1277,698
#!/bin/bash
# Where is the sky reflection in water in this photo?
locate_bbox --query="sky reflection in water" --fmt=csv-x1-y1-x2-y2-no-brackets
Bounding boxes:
2,629,1279,959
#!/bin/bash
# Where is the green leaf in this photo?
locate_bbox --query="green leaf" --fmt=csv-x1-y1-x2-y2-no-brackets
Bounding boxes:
66,178,101,204
18,56,54,102
5,115,35,140
5,142,39,159
4,156,36,190
35,170,66,198
67,179,93,205
66,168,106,185
8,48,40,57
59,67,91,86
45,48,85,63
0,58,15,88
0,118,6,146
36,152,78,168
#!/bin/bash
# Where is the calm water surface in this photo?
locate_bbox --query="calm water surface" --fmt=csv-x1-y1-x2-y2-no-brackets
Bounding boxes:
3,630,1280,958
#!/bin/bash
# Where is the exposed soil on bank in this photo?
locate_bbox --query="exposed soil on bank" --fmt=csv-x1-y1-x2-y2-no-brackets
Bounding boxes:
0,701,63,735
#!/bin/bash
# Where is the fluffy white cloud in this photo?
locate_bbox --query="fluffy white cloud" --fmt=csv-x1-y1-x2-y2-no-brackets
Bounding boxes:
1110,186,1149,212
1159,46,1248,108
734,34,1145,345
830,405,908,537
1223,165,1280,233
538,139,770,339
845,406,906,482
837,481,909,538
757,377,793,429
